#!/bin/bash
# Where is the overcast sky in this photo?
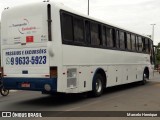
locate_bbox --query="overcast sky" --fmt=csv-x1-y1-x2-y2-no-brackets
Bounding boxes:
0,0,160,45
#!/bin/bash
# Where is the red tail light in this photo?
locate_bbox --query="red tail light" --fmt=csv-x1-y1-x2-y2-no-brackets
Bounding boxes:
50,67,57,78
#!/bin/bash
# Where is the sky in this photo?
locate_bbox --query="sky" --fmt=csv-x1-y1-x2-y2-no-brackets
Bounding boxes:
0,0,160,45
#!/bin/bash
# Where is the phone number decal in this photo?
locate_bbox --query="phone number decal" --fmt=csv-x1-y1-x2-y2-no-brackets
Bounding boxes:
6,56,47,65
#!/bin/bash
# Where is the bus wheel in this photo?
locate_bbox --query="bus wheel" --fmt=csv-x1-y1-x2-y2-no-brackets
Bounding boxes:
0,87,9,96
92,74,103,97
141,71,148,85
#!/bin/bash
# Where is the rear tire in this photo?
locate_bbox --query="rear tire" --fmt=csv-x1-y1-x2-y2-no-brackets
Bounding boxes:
141,71,148,85
0,87,9,96
92,74,104,97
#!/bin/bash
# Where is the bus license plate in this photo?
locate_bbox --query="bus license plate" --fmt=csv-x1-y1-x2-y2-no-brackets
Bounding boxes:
21,83,30,88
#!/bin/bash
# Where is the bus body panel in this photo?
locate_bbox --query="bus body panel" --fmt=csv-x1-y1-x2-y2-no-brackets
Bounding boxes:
1,3,50,77
62,45,152,93
3,77,57,92
1,3,58,92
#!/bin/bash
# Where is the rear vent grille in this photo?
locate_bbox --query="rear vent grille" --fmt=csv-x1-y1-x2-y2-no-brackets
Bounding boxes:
67,78,77,88
67,68,77,88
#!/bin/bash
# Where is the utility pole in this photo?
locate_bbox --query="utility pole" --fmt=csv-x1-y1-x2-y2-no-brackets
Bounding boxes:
150,24,156,43
88,0,89,15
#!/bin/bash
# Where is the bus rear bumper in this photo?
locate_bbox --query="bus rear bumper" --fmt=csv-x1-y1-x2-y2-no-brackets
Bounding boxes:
2,77,57,93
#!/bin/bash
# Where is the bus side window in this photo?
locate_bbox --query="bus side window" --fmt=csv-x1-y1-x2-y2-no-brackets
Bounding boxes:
127,33,131,50
102,26,107,47
90,22,100,46
131,34,136,51
145,38,149,53
85,21,91,45
142,37,146,52
102,26,114,48
98,25,103,46
61,13,73,42
116,30,120,48
136,36,139,51
106,27,113,48
112,29,116,48
119,31,125,49
148,39,151,53
138,36,143,52
73,17,84,44
151,41,154,64
124,32,127,49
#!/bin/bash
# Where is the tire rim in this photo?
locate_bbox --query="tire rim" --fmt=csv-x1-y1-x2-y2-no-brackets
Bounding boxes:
96,79,102,93
1,89,9,96
144,73,147,81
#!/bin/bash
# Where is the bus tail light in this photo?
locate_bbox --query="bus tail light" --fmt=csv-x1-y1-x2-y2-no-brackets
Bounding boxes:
50,67,57,78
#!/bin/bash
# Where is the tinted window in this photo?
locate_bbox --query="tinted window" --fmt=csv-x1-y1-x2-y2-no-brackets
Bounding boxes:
116,30,120,48
124,32,127,49
127,33,131,50
150,40,154,64
112,29,116,47
138,36,142,52
142,38,146,52
85,21,91,44
103,26,113,48
90,22,100,46
119,31,125,49
106,27,112,47
102,26,107,46
136,36,139,51
61,13,73,41
145,38,149,53
131,34,136,51
148,39,151,53
99,25,102,45
73,17,84,43
61,11,151,54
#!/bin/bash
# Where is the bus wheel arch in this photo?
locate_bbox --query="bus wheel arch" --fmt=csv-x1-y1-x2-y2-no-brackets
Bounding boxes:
91,68,107,97
144,67,149,79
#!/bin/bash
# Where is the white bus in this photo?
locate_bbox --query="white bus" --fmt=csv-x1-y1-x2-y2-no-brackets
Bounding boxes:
1,1,155,97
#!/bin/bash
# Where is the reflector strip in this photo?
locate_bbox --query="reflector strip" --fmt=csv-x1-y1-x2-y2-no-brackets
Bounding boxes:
45,75,50,77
